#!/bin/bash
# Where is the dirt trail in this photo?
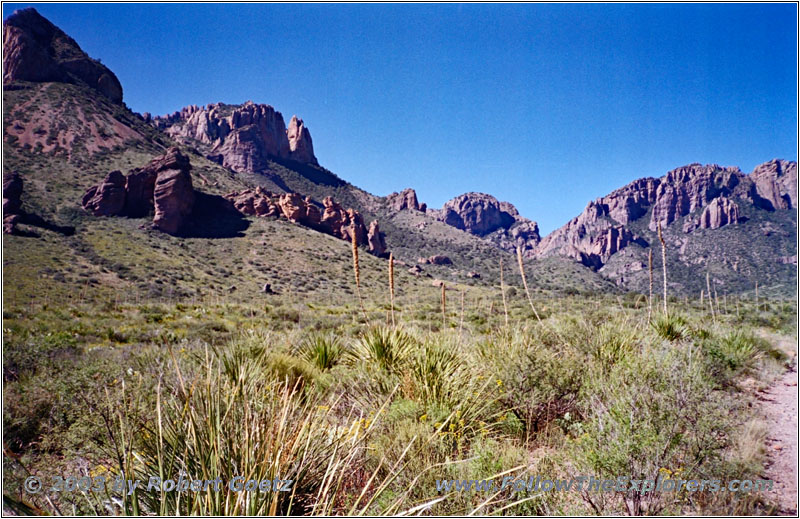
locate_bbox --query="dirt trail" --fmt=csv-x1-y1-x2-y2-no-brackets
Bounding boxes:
759,345,798,515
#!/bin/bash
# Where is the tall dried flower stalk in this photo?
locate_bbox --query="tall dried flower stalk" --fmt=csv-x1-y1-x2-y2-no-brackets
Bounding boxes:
657,222,668,316
388,253,395,326
351,230,368,322
706,271,715,322
440,282,446,328
648,249,654,322
500,259,509,329
516,246,542,322
459,290,465,335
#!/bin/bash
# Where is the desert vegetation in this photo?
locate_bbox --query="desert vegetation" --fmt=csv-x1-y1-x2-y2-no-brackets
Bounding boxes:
3,258,795,515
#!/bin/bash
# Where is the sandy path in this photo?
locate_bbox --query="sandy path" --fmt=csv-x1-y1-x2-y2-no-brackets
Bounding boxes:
760,360,798,515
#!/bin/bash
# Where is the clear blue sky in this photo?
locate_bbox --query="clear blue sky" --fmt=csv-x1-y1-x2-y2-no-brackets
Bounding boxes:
4,3,797,234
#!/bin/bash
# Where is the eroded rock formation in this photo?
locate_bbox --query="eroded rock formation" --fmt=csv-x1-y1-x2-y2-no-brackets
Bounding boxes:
3,8,123,103
534,160,797,268
433,193,541,256
151,101,318,171
81,147,195,235
386,188,423,211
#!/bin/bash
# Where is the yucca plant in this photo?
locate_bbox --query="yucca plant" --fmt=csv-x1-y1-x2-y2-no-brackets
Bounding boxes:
650,313,688,342
297,332,344,371
350,326,414,375
110,344,378,516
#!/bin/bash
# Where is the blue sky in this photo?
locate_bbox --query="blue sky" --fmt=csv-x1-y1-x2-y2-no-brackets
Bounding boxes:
4,3,797,234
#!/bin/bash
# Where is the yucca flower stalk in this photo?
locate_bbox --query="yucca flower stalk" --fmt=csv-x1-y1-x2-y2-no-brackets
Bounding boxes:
388,252,395,326
441,282,446,329
657,222,668,316
706,271,715,323
500,258,509,329
516,246,542,322
351,229,368,322
648,249,654,322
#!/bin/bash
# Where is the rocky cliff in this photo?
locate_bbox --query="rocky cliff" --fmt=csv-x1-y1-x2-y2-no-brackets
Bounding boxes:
431,192,541,255
151,101,318,170
535,160,797,269
3,8,123,103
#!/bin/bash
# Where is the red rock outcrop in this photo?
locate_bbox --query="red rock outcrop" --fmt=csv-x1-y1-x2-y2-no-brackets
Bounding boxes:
287,116,317,165
367,220,387,257
535,160,797,268
386,188,422,211
82,170,127,216
697,196,741,230
3,8,123,103
648,164,742,231
81,148,195,235
152,150,195,235
319,196,366,244
534,200,646,269
3,171,23,216
3,171,23,234
152,101,318,171
440,193,517,236
750,159,797,210
434,193,541,256
418,255,452,265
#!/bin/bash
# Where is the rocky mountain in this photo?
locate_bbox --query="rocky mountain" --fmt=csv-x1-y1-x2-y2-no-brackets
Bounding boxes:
3,8,123,103
534,160,797,294
428,192,541,256
150,101,318,170
536,161,797,269
3,8,792,300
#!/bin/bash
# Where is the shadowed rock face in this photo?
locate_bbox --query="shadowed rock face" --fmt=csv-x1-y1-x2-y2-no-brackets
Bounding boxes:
82,171,126,216
151,102,318,171
535,160,797,269
3,8,123,103
750,159,797,210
